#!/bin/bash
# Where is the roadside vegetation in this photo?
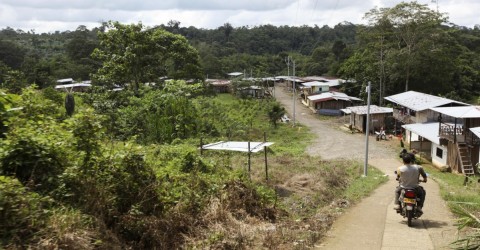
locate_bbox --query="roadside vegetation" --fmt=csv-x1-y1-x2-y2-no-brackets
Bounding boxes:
0,84,387,248
420,163,480,249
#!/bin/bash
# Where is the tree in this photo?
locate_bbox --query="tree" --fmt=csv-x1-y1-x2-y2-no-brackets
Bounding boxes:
268,103,285,128
223,23,234,42
340,1,457,102
365,2,446,91
65,26,98,61
332,40,346,61
92,21,203,92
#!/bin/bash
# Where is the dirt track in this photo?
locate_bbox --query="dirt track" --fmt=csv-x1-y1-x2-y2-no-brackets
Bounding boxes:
274,85,458,249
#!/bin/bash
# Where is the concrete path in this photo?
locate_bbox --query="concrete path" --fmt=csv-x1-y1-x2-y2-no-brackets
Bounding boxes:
274,85,459,249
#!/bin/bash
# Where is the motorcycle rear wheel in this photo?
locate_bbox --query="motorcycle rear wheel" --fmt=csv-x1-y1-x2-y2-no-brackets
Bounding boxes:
407,210,413,227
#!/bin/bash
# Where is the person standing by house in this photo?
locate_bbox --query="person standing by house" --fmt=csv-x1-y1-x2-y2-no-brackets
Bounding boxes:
394,153,427,212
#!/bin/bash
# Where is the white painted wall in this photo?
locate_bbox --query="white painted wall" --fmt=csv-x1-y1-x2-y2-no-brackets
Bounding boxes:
431,143,448,167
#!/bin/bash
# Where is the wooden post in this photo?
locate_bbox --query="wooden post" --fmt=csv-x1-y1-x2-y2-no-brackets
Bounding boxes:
200,137,203,155
248,141,251,177
454,118,457,144
264,132,268,181
409,131,412,150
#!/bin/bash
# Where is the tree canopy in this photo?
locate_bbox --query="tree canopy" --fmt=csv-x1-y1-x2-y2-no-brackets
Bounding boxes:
91,21,203,91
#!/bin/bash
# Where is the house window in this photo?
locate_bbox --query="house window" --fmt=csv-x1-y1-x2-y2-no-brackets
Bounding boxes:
436,147,443,159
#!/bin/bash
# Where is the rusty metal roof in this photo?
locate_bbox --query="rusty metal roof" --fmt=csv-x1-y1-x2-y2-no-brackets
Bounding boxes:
384,91,465,111
347,105,393,115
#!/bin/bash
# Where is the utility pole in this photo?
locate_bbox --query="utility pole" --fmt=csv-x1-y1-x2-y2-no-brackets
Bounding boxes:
292,59,296,126
285,56,291,91
364,82,372,176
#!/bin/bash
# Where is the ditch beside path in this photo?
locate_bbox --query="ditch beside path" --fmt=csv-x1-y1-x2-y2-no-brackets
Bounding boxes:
273,85,458,249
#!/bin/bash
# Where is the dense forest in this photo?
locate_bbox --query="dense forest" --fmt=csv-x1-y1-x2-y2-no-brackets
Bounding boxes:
1,1,480,249
1,2,479,103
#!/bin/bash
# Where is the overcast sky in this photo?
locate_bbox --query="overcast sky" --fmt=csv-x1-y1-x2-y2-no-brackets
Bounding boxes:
0,0,478,33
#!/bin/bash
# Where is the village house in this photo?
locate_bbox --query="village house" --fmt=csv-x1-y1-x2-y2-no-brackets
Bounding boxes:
430,106,480,175
401,122,445,166
55,79,91,92
206,79,231,93
344,105,393,133
384,90,467,125
237,85,266,98
306,91,361,115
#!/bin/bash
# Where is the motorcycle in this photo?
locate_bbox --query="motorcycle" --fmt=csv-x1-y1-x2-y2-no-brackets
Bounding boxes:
395,171,426,227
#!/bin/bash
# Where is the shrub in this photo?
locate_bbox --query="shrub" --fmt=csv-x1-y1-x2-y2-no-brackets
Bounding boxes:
0,176,51,246
0,119,72,194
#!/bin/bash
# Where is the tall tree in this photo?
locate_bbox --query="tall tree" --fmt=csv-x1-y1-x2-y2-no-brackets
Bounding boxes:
371,2,446,91
341,1,454,102
92,21,203,92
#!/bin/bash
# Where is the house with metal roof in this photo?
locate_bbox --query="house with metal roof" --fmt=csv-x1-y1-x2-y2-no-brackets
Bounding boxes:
344,105,393,133
206,79,231,93
429,106,480,175
384,91,467,125
55,82,92,92
401,123,446,167
56,78,74,84
306,91,361,115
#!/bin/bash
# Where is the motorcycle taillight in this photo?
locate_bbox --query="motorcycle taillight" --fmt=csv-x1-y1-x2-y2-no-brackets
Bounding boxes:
404,190,416,198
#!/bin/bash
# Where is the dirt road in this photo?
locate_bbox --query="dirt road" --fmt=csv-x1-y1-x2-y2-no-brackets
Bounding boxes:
274,85,458,249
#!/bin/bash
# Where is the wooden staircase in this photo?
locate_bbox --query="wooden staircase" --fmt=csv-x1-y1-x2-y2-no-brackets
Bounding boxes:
457,143,475,176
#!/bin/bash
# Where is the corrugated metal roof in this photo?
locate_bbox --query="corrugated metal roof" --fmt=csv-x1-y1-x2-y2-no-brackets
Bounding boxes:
55,83,91,89
307,91,361,102
402,123,440,144
340,108,351,114
347,105,393,115
384,91,465,111
201,141,274,153
301,81,329,87
431,106,480,118
469,127,480,139
57,78,73,83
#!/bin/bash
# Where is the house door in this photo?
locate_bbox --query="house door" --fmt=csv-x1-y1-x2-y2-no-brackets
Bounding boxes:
362,116,367,132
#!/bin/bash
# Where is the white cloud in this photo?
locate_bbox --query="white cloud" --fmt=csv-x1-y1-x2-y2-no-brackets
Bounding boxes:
0,0,478,33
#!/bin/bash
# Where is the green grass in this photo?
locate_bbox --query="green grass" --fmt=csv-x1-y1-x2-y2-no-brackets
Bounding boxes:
421,163,480,249
422,163,480,212
343,165,388,202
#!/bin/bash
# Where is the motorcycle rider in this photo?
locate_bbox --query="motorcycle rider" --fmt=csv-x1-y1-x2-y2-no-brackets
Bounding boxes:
394,153,427,212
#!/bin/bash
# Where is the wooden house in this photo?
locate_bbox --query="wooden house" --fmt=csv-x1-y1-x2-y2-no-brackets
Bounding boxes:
306,91,361,115
207,79,231,93
238,85,265,98
345,105,393,133
430,106,480,175
299,81,329,104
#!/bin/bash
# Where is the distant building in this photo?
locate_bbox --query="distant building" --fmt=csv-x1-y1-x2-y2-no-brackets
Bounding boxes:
306,91,361,115
55,79,91,92
344,105,393,133
206,79,231,93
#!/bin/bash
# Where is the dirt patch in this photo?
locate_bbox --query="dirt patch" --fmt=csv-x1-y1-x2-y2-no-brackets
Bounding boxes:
284,173,322,193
